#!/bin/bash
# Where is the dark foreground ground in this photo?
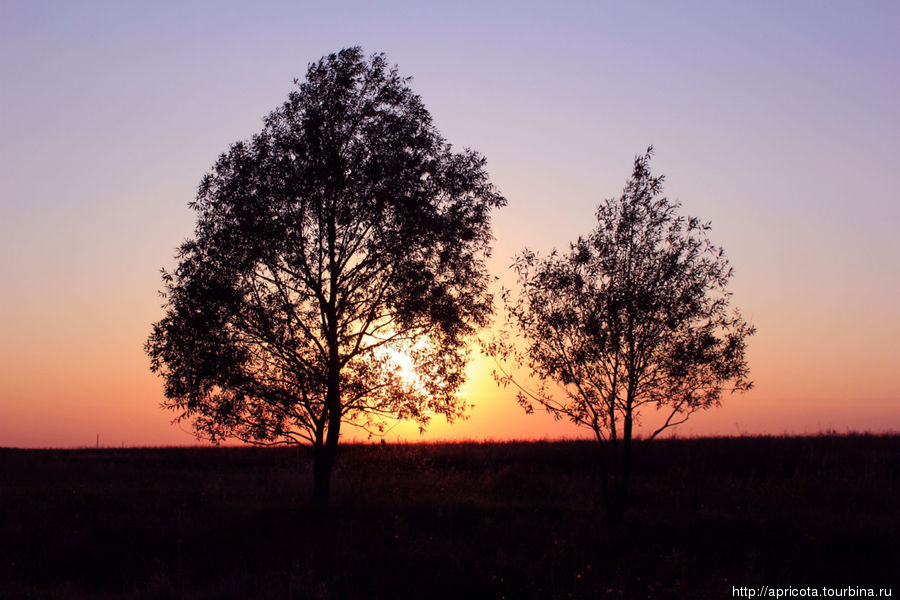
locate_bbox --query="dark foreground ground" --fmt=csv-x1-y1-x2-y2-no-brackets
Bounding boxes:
1,435,898,599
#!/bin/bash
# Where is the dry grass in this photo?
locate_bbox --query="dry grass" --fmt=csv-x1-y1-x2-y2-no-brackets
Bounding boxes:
1,434,897,599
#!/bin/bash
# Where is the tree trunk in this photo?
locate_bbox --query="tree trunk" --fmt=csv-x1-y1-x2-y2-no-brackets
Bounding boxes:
603,466,628,525
311,406,342,506
312,441,336,507
600,443,626,525
311,348,343,507
603,408,634,526
603,468,629,525
312,196,344,508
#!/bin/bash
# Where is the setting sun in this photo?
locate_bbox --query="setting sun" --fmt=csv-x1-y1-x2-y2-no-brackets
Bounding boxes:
383,347,423,388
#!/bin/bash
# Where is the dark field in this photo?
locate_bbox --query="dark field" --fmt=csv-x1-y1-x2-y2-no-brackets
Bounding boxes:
1,435,898,599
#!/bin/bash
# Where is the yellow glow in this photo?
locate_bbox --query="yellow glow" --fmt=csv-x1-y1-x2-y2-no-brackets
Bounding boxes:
383,347,422,389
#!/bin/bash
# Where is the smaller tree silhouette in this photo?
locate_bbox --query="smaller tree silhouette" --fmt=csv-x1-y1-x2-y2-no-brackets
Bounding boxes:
491,148,754,523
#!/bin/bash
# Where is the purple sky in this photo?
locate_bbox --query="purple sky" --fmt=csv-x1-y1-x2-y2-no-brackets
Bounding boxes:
2,1,898,447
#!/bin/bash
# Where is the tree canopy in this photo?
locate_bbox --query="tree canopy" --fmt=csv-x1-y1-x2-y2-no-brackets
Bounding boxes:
146,47,505,502
492,148,753,520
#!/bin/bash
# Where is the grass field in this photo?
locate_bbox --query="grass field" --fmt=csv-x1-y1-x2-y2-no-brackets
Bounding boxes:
1,434,898,599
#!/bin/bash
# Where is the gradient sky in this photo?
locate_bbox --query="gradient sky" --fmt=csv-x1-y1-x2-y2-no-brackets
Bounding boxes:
2,1,898,448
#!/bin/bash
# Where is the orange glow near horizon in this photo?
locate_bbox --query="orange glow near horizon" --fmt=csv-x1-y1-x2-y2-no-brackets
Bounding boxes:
2,186,898,448
2,323,898,449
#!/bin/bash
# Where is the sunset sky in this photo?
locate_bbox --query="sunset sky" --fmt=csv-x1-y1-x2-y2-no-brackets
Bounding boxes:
2,1,898,448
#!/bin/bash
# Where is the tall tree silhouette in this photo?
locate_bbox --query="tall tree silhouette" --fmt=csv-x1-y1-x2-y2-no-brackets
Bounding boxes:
491,148,753,522
147,48,505,505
